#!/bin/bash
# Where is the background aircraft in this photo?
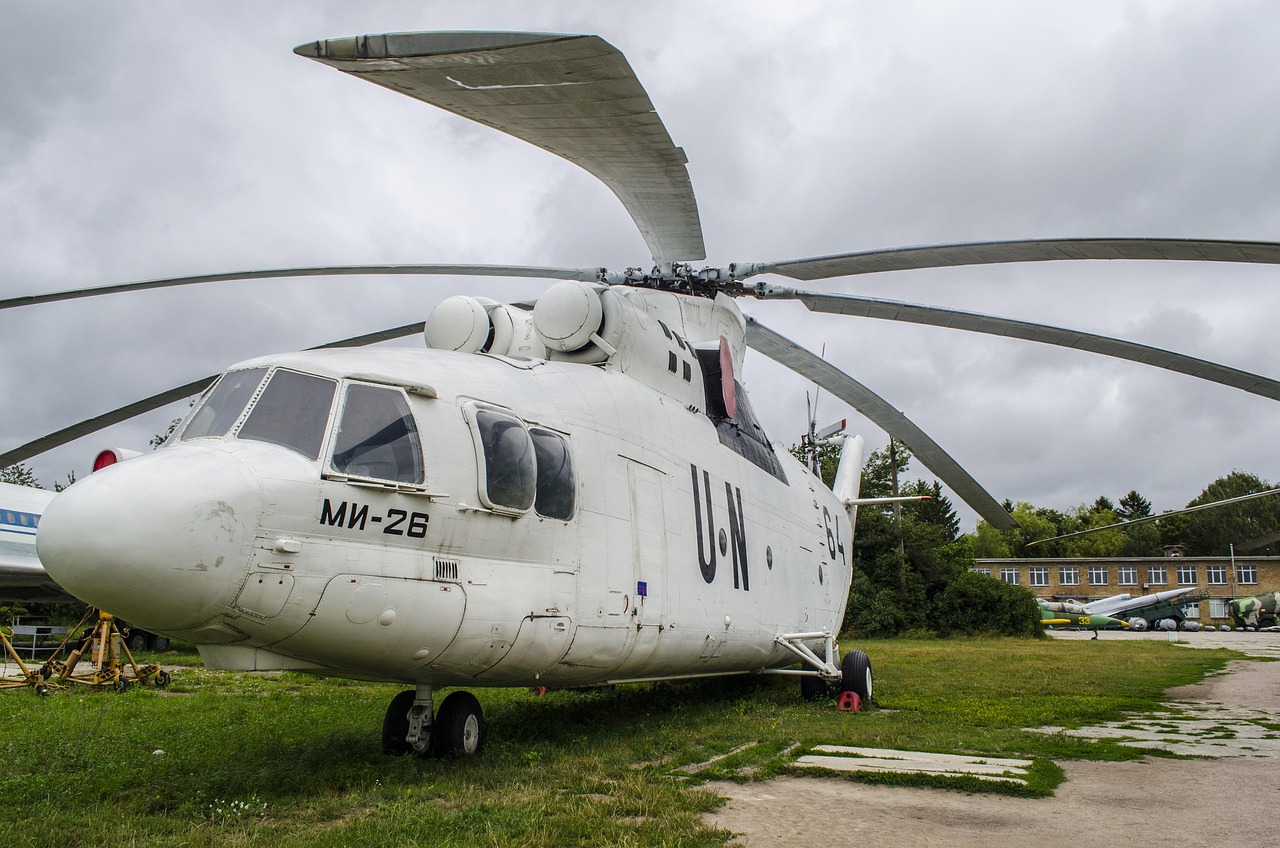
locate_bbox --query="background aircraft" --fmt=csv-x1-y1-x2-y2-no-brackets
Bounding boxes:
0,482,58,602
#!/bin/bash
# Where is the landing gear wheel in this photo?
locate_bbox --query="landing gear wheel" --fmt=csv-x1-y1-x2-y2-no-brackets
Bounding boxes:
799,675,828,701
433,691,486,757
126,631,148,652
840,650,872,704
382,689,417,756
150,635,170,652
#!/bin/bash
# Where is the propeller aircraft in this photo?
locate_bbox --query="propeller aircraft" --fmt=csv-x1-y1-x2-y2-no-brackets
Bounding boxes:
7,30,1280,756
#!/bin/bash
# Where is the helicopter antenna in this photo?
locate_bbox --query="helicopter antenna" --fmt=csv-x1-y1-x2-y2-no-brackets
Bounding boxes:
802,343,828,476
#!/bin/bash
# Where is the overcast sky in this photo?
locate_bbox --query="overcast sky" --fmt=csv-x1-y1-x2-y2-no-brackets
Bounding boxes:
4,1,1280,531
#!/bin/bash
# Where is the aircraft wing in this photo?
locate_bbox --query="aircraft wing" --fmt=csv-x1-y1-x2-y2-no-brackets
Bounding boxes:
1085,587,1201,618
0,554,73,603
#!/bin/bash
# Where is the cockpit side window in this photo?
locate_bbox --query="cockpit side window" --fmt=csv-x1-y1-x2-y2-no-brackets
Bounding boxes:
475,409,536,511
238,369,337,460
180,367,268,442
530,427,575,520
330,384,424,485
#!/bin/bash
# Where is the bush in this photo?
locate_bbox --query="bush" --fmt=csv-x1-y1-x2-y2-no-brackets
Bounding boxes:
932,570,1042,638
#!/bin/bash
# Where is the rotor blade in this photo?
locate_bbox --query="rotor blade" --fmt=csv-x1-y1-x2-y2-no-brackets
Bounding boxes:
1236,528,1280,553
0,265,597,311
296,32,705,267
746,238,1280,282
744,317,1018,530
762,287,1280,402
0,322,425,468
1026,487,1280,548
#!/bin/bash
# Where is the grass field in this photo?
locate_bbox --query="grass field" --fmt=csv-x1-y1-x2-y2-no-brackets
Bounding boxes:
0,637,1235,847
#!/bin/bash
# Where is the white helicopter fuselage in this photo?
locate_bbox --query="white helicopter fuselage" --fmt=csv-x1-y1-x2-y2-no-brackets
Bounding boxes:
37,288,856,689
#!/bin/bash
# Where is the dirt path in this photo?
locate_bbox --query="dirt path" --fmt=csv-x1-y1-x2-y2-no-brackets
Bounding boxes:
706,633,1280,846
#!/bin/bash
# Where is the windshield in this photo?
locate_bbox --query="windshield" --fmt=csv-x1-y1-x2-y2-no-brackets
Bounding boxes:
180,368,268,441
238,369,338,460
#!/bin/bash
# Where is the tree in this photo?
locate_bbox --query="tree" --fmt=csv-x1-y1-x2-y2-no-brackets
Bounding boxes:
0,464,42,488
1161,471,1280,556
1116,490,1153,521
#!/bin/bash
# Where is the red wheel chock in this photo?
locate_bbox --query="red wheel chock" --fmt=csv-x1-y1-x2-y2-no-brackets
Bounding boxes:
529,686,550,697
837,691,862,712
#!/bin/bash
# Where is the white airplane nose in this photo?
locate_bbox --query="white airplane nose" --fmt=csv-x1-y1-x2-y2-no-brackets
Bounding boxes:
38,448,262,631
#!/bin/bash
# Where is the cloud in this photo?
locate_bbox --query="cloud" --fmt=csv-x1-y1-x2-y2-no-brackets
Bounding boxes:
4,1,1280,533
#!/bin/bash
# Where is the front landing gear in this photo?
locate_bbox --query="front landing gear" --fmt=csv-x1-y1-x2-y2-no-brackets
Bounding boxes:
382,686,487,757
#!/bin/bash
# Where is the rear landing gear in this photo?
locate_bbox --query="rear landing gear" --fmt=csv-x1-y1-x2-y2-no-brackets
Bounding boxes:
840,649,872,704
382,686,487,757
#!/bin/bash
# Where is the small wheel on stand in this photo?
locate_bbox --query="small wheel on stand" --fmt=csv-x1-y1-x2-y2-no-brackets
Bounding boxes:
840,650,872,704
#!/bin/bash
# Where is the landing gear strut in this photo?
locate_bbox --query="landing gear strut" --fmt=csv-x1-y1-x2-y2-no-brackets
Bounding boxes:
382,685,487,757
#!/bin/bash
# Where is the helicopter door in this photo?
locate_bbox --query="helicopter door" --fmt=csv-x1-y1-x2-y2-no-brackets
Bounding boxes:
626,461,668,669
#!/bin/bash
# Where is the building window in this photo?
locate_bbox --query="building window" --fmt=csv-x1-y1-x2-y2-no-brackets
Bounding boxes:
1088,565,1108,586
1147,564,1167,586
1209,599,1229,619
1237,563,1258,585
1177,564,1198,585
1000,567,1020,585
1029,566,1049,587
1059,566,1079,586
1206,564,1228,585
1117,566,1137,586
973,567,991,576
1183,602,1200,618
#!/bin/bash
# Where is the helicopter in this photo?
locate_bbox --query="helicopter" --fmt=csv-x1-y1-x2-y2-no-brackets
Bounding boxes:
10,30,1280,757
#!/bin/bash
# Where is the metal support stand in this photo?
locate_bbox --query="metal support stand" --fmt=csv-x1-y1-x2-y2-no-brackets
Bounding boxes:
763,630,842,682
1,628,55,695
43,611,168,691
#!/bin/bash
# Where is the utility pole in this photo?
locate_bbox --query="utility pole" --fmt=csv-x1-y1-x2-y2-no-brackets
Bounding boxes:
890,438,905,563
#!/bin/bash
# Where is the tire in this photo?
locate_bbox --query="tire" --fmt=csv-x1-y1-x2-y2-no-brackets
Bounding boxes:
382,690,416,756
1259,617,1277,629
126,631,148,653
799,675,828,701
840,650,872,704
433,691,486,757
150,635,170,652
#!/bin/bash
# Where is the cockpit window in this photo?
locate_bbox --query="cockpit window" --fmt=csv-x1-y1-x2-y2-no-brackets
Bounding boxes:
330,384,424,484
238,369,337,460
530,428,575,520
181,367,268,442
475,410,535,511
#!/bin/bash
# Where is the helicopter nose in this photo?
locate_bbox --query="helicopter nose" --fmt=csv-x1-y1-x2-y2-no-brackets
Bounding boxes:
38,448,262,631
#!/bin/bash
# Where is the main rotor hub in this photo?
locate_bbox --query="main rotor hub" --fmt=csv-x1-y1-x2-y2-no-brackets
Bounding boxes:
600,262,765,298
